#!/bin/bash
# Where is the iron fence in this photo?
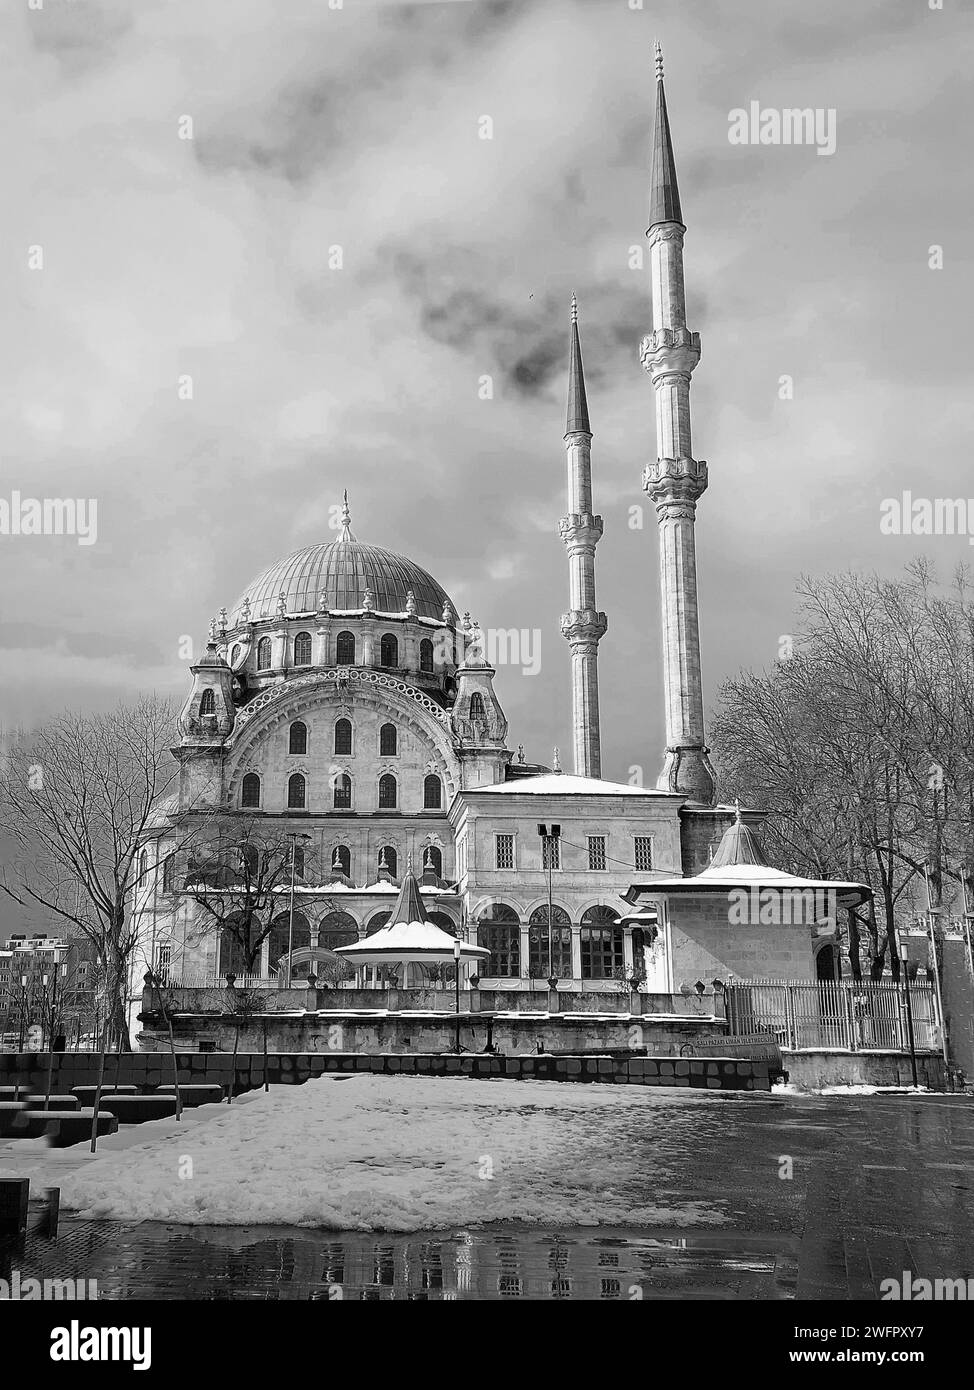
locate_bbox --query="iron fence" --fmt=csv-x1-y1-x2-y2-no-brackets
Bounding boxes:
725,978,940,1053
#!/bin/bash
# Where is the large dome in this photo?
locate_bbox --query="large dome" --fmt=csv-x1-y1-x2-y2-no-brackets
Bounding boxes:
229,538,456,626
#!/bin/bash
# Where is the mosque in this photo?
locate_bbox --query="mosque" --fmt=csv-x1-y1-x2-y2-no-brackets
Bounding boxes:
135,53,843,997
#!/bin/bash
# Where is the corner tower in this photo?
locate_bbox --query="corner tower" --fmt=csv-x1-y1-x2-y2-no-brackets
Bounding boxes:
641,44,716,805
559,295,607,778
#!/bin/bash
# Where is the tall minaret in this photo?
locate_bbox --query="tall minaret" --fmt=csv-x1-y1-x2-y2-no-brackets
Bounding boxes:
641,43,716,805
560,294,607,779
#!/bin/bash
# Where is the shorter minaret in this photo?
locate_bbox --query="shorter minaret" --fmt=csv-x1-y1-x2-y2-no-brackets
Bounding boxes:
559,295,608,779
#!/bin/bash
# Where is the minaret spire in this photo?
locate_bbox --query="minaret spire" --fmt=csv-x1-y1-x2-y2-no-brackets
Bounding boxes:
648,43,683,231
559,295,607,779
640,49,716,804
566,291,590,434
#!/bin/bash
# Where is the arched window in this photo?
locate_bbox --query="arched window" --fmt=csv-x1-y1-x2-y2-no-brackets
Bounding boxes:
420,638,434,673
330,844,351,877
229,643,242,667
378,773,398,809
333,773,351,809
290,845,305,879
317,911,358,953
199,688,216,717
378,845,398,878
334,718,352,755
380,722,398,757
287,773,306,810
162,854,176,894
293,631,312,666
257,637,272,670
469,692,486,721
239,844,259,878
477,903,520,978
423,774,442,810
528,904,572,978
428,911,457,935
366,910,391,936
138,850,148,882
380,633,398,668
336,631,355,665
289,720,308,755
580,906,624,980
241,772,261,808
422,845,443,878
268,912,311,975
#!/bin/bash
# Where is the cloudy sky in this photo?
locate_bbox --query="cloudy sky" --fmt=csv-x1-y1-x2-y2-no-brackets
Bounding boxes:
1,0,971,785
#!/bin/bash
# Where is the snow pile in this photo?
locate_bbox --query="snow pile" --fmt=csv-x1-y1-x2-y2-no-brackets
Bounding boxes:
55,1075,727,1231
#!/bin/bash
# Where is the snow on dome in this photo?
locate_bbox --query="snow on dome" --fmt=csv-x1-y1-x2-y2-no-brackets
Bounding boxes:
229,539,456,625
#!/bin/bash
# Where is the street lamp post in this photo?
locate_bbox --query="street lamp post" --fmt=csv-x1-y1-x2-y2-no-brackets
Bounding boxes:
897,931,920,1090
18,976,28,1052
453,938,462,1053
538,824,561,981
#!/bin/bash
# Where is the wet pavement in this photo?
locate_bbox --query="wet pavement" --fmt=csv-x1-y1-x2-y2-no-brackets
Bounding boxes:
2,1091,973,1299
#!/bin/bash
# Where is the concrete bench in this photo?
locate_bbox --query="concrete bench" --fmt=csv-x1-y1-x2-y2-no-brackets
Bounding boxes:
11,1109,118,1147
28,1095,80,1112
156,1084,224,1106
71,1084,139,1102
95,1095,178,1124
0,1101,28,1136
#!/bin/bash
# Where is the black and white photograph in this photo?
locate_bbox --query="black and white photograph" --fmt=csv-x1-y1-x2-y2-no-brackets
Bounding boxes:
0,0,971,1355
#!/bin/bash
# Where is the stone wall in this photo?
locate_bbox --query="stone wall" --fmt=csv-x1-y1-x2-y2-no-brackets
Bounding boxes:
147,984,727,1018
782,1050,947,1092
667,894,816,987
137,1008,729,1058
0,1050,772,1093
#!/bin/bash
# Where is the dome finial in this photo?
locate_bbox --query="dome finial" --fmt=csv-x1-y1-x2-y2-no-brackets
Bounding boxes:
339,489,356,543
654,39,664,82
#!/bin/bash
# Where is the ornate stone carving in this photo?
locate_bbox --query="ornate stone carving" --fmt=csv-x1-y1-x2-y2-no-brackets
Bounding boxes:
558,512,604,551
647,222,686,248
640,328,701,379
560,609,608,644
643,456,709,507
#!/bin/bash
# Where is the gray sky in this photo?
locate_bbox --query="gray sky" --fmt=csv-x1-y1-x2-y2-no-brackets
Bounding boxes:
1,0,972,784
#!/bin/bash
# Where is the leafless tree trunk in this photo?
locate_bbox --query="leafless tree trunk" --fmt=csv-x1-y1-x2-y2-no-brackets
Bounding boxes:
0,696,184,1051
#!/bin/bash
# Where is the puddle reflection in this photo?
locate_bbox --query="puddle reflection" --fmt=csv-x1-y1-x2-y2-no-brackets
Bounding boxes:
53,1222,797,1300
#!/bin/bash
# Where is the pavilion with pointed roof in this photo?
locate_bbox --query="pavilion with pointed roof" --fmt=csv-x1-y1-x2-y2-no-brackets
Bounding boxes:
336,861,489,987
622,809,873,988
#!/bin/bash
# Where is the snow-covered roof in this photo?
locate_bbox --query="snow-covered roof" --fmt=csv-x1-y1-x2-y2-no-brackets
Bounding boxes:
336,920,489,964
478,773,673,797
642,863,870,904
336,864,488,963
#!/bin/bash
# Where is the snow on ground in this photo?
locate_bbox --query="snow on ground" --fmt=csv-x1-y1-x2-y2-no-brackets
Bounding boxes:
49,1076,733,1232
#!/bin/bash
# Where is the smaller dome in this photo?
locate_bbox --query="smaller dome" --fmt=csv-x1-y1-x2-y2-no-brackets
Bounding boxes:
195,641,229,669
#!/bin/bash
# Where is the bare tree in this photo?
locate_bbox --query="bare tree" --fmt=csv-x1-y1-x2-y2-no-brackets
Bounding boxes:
0,696,182,1048
178,815,319,977
711,564,974,978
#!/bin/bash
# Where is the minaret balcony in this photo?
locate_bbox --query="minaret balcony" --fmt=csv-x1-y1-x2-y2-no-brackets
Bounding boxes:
643,456,709,507
558,512,604,550
640,327,701,379
560,609,608,644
